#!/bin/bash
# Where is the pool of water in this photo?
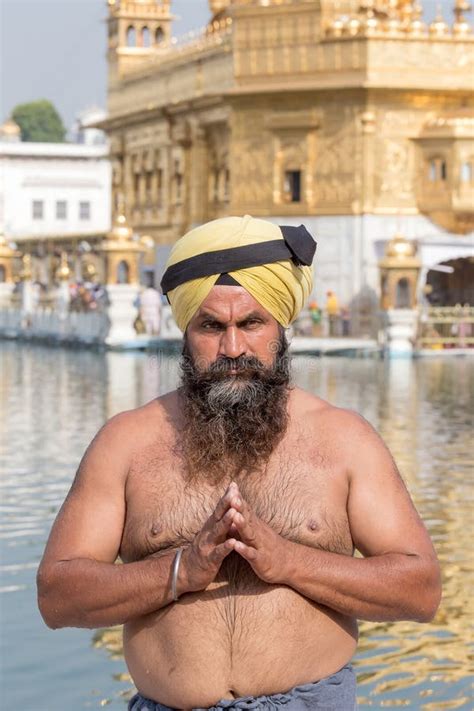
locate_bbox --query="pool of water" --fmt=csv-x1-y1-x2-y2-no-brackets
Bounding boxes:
0,342,472,709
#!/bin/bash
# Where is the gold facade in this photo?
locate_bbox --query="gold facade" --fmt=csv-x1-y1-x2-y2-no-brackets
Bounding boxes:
101,0,474,247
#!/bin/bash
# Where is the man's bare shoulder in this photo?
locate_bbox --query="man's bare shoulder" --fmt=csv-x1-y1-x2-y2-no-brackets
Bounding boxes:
98,390,181,450
290,386,373,440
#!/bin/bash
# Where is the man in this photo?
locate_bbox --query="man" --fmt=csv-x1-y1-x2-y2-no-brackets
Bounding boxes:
37,215,441,711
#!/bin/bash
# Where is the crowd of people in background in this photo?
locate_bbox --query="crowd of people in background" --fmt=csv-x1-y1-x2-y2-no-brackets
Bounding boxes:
69,282,109,313
307,291,351,338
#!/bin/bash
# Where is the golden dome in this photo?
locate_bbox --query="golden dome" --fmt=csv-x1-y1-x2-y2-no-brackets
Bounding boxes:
453,0,472,35
101,213,145,255
386,233,418,259
327,16,345,37
345,16,361,37
108,214,133,242
209,0,230,15
429,10,450,37
406,2,426,36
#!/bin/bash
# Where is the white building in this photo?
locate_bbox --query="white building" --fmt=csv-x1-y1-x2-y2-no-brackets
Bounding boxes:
0,120,111,245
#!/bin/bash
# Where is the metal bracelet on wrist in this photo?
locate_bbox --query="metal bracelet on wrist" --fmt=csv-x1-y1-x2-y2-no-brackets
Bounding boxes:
171,547,184,602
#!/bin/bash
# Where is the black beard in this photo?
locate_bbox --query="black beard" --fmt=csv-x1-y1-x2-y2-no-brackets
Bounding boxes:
178,331,291,483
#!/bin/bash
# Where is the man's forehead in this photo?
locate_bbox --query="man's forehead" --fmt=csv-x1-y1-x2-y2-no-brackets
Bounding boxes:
196,285,272,321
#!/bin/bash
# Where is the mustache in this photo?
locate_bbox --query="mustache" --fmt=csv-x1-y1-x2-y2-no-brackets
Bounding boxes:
187,355,270,380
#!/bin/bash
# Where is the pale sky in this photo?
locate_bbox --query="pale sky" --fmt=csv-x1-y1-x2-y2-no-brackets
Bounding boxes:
0,0,467,134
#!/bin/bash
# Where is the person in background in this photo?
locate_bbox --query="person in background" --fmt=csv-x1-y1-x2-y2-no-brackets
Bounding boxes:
326,290,340,337
308,300,322,337
140,279,162,336
341,306,351,337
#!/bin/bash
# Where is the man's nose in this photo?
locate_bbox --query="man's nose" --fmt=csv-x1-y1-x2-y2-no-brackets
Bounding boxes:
219,327,247,359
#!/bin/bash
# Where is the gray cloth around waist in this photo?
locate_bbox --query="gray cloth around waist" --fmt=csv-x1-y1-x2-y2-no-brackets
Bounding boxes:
128,663,357,711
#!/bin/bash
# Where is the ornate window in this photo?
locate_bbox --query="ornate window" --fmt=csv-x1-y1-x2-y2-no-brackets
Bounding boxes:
117,260,130,284
428,157,447,182
141,26,151,48
174,159,183,204
145,171,153,205
284,170,302,203
155,26,165,44
396,278,411,308
460,160,473,184
126,25,136,47
156,168,163,207
224,168,230,201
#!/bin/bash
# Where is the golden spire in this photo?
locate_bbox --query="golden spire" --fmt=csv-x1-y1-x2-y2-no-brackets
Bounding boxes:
359,0,381,36
407,1,426,35
453,0,472,35
108,214,134,243
429,3,450,36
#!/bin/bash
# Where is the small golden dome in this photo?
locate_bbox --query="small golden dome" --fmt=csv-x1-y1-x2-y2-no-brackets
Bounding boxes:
345,16,361,37
407,3,426,36
209,0,229,15
386,233,418,259
327,16,345,37
359,7,380,36
108,214,133,242
453,0,472,35
429,10,450,37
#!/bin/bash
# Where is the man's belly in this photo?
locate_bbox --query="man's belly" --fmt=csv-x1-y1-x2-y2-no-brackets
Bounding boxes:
123,583,358,709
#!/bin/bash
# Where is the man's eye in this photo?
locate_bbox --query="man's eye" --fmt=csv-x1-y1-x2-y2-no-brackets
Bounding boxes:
202,322,221,330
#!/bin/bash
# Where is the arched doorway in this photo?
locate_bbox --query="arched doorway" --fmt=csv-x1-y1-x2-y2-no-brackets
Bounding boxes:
426,257,474,306
117,260,130,284
395,278,411,308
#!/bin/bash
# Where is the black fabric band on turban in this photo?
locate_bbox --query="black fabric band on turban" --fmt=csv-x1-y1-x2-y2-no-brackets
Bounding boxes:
160,224,316,296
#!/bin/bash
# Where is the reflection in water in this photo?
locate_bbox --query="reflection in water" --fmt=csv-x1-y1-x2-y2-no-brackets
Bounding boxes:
1,343,472,709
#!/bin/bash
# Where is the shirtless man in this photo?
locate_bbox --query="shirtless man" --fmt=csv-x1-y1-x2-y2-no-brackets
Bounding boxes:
37,216,441,710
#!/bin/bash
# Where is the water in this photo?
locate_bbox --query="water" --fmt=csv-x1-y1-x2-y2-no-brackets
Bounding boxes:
0,342,472,710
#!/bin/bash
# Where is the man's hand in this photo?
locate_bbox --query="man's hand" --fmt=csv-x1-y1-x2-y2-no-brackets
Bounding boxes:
178,482,240,595
229,485,291,585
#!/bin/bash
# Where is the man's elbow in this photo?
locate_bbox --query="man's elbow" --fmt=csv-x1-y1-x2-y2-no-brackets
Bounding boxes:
36,564,74,629
412,559,442,623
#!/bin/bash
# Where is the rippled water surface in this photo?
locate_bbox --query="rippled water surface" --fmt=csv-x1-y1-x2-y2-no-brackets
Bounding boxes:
1,342,472,709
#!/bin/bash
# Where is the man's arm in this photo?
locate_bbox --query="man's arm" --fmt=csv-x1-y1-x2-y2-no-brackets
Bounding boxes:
37,413,235,630
230,410,441,623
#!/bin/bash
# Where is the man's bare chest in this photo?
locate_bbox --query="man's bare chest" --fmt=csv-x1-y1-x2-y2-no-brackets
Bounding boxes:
120,439,353,565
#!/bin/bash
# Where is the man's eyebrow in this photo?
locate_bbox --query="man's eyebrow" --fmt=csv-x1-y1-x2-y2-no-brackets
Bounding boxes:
197,310,267,325
236,311,267,324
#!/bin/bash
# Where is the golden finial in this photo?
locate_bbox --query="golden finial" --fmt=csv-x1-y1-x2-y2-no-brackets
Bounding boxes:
56,252,71,281
359,0,380,36
429,3,450,35
108,214,134,242
385,233,418,259
407,1,426,35
453,0,472,35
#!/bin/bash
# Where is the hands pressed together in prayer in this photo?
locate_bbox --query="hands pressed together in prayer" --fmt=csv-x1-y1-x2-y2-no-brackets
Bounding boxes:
179,482,291,596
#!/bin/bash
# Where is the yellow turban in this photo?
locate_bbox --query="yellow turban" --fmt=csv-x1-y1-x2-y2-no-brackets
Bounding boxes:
160,215,317,332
